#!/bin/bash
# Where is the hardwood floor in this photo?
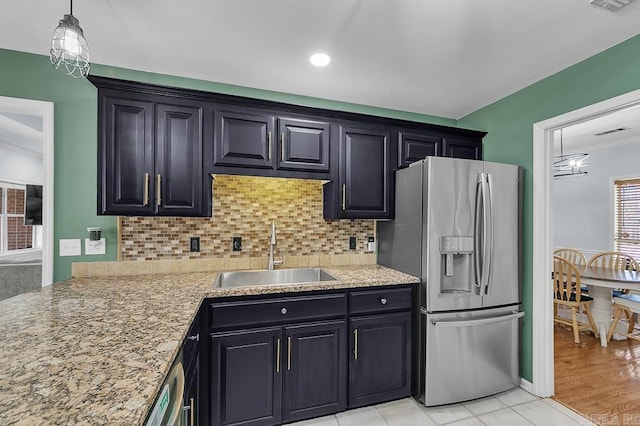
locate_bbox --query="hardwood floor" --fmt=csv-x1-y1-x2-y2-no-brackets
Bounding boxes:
553,324,640,424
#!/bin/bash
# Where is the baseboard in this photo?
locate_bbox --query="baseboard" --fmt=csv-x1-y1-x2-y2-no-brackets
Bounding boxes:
520,378,534,394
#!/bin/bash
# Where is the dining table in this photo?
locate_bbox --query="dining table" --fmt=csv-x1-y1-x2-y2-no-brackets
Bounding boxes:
575,264,640,347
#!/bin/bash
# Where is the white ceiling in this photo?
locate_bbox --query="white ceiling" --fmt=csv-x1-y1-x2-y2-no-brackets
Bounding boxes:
1,1,640,119
0,113,43,156
554,103,640,155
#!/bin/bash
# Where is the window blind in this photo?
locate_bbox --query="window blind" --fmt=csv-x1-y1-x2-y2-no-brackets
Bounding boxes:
615,178,640,260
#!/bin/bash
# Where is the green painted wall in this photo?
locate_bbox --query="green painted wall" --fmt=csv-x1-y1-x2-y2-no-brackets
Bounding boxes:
458,33,640,382
0,48,454,283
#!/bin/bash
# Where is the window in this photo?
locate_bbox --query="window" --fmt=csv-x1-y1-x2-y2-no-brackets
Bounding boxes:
614,178,640,260
0,182,34,254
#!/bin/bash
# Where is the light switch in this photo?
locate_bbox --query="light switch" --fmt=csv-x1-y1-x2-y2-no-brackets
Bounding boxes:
85,238,106,255
59,239,81,256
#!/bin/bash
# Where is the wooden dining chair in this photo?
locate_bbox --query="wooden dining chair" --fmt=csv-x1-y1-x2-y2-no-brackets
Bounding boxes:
553,256,599,344
587,251,639,272
607,293,640,341
588,252,640,341
554,248,588,266
555,248,589,295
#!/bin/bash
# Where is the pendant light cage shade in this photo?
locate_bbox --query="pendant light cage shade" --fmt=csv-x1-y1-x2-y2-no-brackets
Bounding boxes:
50,13,90,78
553,152,589,178
553,128,589,179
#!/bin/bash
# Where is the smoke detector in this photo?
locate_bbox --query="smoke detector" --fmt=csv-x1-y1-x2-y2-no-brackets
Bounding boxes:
590,0,635,12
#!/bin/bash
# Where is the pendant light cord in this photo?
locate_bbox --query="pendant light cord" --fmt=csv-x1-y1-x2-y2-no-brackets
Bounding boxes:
70,0,73,15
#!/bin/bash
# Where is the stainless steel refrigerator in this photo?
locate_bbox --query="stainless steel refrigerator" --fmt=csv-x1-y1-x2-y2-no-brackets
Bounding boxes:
377,156,523,406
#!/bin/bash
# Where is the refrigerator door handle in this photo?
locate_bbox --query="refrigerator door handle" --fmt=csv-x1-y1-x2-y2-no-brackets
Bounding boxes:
473,176,483,293
481,173,494,295
430,311,524,328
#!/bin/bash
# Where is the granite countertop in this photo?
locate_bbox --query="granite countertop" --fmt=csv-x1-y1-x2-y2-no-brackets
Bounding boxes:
0,265,418,425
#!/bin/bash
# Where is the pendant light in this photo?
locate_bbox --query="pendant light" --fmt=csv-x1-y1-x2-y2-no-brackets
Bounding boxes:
50,0,90,78
553,128,589,179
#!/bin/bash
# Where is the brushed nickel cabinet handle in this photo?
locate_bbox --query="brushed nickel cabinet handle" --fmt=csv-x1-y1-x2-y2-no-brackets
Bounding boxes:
156,174,161,206
354,329,358,360
189,397,195,426
281,133,285,161
380,298,387,305
268,132,272,161
287,336,291,371
342,184,346,211
143,173,149,206
276,338,281,373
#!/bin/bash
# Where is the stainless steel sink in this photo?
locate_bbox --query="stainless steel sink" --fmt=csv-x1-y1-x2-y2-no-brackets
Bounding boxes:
214,268,338,288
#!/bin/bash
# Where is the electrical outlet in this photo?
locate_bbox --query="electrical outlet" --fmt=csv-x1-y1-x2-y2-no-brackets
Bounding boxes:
85,238,106,255
349,236,356,250
232,237,242,251
190,237,200,252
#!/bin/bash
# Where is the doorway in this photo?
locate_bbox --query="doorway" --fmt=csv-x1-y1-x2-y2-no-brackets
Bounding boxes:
0,96,54,297
531,88,640,397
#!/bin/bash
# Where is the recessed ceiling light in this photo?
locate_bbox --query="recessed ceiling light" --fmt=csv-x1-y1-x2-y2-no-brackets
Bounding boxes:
310,53,331,67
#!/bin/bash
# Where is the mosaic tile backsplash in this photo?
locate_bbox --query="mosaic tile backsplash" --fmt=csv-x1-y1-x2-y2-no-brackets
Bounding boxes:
120,175,375,261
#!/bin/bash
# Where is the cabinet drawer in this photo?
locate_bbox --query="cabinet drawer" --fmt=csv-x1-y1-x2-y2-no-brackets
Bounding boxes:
210,293,347,329
349,286,413,314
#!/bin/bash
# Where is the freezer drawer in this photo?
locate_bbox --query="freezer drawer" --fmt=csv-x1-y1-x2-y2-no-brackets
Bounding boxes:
419,306,523,406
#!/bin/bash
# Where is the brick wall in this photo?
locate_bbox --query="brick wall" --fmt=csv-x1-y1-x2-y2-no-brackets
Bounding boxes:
6,188,32,250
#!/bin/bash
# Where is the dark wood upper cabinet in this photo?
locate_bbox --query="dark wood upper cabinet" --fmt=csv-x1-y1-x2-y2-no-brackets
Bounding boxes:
213,109,331,175
90,76,486,219
91,76,211,217
398,131,443,168
156,102,205,216
213,107,275,169
277,118,330,173
443,136,483,160
324,124,394,220
99,95,155,216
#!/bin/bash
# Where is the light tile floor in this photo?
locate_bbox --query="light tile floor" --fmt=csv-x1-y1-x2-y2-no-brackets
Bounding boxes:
287,388,595,426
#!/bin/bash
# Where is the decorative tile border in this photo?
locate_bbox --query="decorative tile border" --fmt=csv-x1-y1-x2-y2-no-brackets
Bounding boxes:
72,254,377,278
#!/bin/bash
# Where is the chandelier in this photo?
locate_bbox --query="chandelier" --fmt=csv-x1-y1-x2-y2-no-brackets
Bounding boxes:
553,128,588,178
50,0,90,78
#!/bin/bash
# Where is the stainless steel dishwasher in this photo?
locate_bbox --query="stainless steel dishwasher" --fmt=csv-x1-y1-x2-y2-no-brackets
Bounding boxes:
145,348,186,426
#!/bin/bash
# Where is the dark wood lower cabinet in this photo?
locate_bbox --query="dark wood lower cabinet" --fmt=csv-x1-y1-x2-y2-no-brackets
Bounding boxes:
283,321,346,423
210,327,283,426
210,321,347,426
349,312,412,408
206,286,413,425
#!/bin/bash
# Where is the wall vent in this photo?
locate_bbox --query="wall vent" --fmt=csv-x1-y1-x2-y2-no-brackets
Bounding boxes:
594,127,629,136
590,0,635,12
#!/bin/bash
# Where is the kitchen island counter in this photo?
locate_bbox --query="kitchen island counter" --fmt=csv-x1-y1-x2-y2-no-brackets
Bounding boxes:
0,265,418,425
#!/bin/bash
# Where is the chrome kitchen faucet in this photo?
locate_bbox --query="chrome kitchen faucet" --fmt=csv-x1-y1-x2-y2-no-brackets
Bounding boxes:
268,221,284,270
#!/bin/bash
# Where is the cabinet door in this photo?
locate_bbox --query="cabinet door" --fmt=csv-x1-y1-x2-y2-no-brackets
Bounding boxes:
277,118,330,173
184,356,199,426
210,327,282,426
99,95,155,215
349,312,412,408
283,320,346,423
443,137,482,160
339,125,393,219
156,102,207,216
398,131,442,168
214,108,275,169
